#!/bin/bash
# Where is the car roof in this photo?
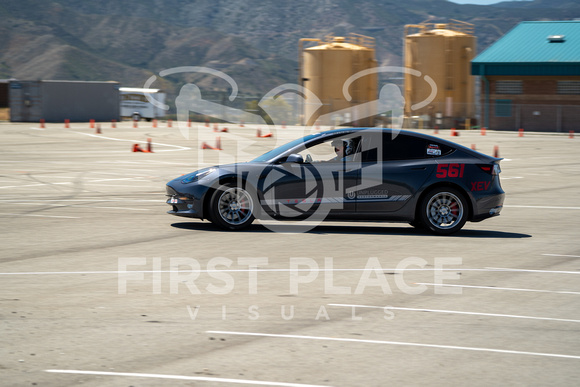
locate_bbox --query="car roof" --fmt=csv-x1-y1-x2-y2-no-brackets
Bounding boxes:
320,127,500,161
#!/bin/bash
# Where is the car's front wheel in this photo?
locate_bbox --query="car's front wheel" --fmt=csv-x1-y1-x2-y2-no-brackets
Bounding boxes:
419,187,467,235
209,184,255,230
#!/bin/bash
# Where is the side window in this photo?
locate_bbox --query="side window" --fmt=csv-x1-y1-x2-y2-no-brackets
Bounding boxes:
297,135,362,163
360,133,381,163
360,132,455,162
425,142,454,158
383,134,426,160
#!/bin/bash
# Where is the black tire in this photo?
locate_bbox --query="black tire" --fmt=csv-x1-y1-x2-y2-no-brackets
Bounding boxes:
209,184,255,230
419,187,467,235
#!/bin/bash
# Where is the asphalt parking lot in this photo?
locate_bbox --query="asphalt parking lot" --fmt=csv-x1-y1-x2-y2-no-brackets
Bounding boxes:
1,120,579,386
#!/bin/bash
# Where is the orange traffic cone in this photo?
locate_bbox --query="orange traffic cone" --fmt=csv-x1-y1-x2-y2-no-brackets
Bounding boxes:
471,144,476,150
518,128,524,137
493,145,500,158
220,127,228,133
201,137,222,150
569,130,575,139
146,138,153,153
64,119,70,128
111,119,117,128
451,128,459,136
96,124,101,134
40,119,45,128
481,127,486,136
132,144,144,152
257,128,273,138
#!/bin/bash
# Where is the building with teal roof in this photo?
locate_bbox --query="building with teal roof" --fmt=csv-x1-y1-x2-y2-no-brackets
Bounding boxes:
472,20,580,131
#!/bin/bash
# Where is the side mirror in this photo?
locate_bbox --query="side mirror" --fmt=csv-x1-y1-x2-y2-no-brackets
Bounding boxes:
284,154,304,164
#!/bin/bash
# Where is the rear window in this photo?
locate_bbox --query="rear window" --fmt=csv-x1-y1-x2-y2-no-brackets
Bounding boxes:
360,132,455,162
384,135,454,160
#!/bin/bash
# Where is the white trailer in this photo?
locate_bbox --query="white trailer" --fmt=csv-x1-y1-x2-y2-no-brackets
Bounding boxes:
120,87,166,121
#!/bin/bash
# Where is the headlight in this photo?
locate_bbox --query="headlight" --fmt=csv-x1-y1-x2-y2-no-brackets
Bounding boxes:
181,168,215,184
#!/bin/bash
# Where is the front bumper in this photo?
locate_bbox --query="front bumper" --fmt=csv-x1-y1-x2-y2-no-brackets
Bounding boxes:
166,185,203,219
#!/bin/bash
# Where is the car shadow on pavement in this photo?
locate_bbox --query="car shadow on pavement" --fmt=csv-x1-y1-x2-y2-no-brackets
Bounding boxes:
171,222,531,239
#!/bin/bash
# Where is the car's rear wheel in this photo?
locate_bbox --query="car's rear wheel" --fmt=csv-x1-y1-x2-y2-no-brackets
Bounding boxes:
419,187,467,235
209,184,255,230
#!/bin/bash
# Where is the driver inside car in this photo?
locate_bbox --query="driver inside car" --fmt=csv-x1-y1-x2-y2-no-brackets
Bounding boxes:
330,138,355,162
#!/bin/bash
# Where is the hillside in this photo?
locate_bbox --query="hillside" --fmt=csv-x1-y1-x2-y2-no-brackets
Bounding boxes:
1,0,580,111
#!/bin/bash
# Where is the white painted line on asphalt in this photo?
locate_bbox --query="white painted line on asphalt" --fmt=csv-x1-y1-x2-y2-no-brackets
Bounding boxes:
81,183,155,188
504,205,580,210
6,267,580,277
8,203,150,211
0,213,80,219
543,254,580,258
0,199,161,203
6,267,578,276
0,176,149,189
45,369,332,387
417,283,580,295
329,304,580,323
81,206,151,211
0,181,73,189
88,171,154,177
84,177,149,183
487,267,580,274
0,268,482,276
206,330,580,360
71,131,191,152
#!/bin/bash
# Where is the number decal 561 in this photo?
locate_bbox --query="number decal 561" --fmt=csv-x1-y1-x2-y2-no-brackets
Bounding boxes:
436,163,465,178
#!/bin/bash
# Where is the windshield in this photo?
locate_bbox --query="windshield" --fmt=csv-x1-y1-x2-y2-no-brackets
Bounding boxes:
251,132,323,162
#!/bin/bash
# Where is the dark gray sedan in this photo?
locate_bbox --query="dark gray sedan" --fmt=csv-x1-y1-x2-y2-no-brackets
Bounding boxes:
166,128,504,235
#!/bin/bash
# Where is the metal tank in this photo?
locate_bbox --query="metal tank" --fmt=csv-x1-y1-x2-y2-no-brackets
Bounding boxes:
299,34,378,127
404,20,476,129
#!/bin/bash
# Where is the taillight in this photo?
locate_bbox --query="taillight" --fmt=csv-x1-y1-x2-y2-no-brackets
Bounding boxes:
478,163,501,175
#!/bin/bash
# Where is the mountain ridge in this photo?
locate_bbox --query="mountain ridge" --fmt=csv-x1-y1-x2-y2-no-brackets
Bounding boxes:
1,0,579,110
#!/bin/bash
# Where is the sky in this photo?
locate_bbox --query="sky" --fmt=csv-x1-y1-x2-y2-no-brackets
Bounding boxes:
448,0,530,4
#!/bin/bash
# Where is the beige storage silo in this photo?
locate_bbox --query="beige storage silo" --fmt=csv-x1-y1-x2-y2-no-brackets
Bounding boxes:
300,34,378,127
404,20,476,129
